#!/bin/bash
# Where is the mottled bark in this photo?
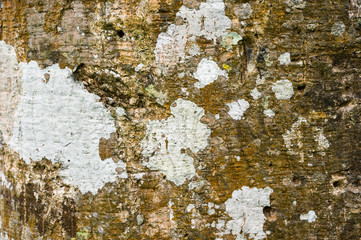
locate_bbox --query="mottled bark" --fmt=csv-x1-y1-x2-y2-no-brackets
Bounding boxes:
0,0,360,239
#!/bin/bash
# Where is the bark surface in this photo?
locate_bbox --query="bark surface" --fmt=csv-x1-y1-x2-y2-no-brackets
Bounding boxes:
0,0,360,239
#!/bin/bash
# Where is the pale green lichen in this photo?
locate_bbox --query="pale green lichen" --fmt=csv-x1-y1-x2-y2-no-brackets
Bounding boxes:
145,84,167,105
76,227,90,240
221,32,242,50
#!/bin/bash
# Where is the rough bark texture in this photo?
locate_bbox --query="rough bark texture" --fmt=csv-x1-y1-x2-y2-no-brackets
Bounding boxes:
0,0,360,239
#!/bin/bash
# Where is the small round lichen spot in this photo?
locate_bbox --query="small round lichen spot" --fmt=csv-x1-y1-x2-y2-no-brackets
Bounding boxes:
250,88,262,100
278,52,291,65
227,99,250,120
264,109,275,118
272,80,294,100
331,21,346,36
194,58,228,88
300,210,317,223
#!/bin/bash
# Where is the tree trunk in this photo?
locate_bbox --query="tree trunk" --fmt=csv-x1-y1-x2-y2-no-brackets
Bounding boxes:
0,0,360,239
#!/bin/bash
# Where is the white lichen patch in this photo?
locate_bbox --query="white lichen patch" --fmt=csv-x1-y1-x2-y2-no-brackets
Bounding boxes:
0,41,127,194
154,0,231,69
218,186,273,240
264,109,275,118
194,58,228,88
0,41,22,143
272,80,294,100
116,107,126,117
300,210,317,223
278,52,291,65
227,99,250,120
141,99,211,186
250,88,262,100
208,202,216,215
331,21,346,36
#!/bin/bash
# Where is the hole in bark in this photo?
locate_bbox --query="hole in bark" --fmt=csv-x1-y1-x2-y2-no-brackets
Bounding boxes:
292,175,304,186
333,180,342,188
117,30,125,38
263,206,278,221
297,84,306,90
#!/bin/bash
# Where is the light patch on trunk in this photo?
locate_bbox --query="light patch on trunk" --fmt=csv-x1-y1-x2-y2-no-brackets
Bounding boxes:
154,0,231,69
264,109,275,118
272,79,294,100
215,186,273,240
0,41,127,194
0,168,11,189
331,21,346,36
221,32,242,50
250,88,261,100
300,210,317,223
227,99,250,120
278,52,291,65
141,99,211,186
0,41,22,143
194,58,228,88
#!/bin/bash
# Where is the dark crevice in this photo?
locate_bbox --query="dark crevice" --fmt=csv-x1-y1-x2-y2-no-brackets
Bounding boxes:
117,29,125,38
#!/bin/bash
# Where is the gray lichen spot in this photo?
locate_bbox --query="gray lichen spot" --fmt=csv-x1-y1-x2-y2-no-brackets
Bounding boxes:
278,52,291,65
286,0,306,9
331,21,346,36
234,3,253,19
272,80,294,100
